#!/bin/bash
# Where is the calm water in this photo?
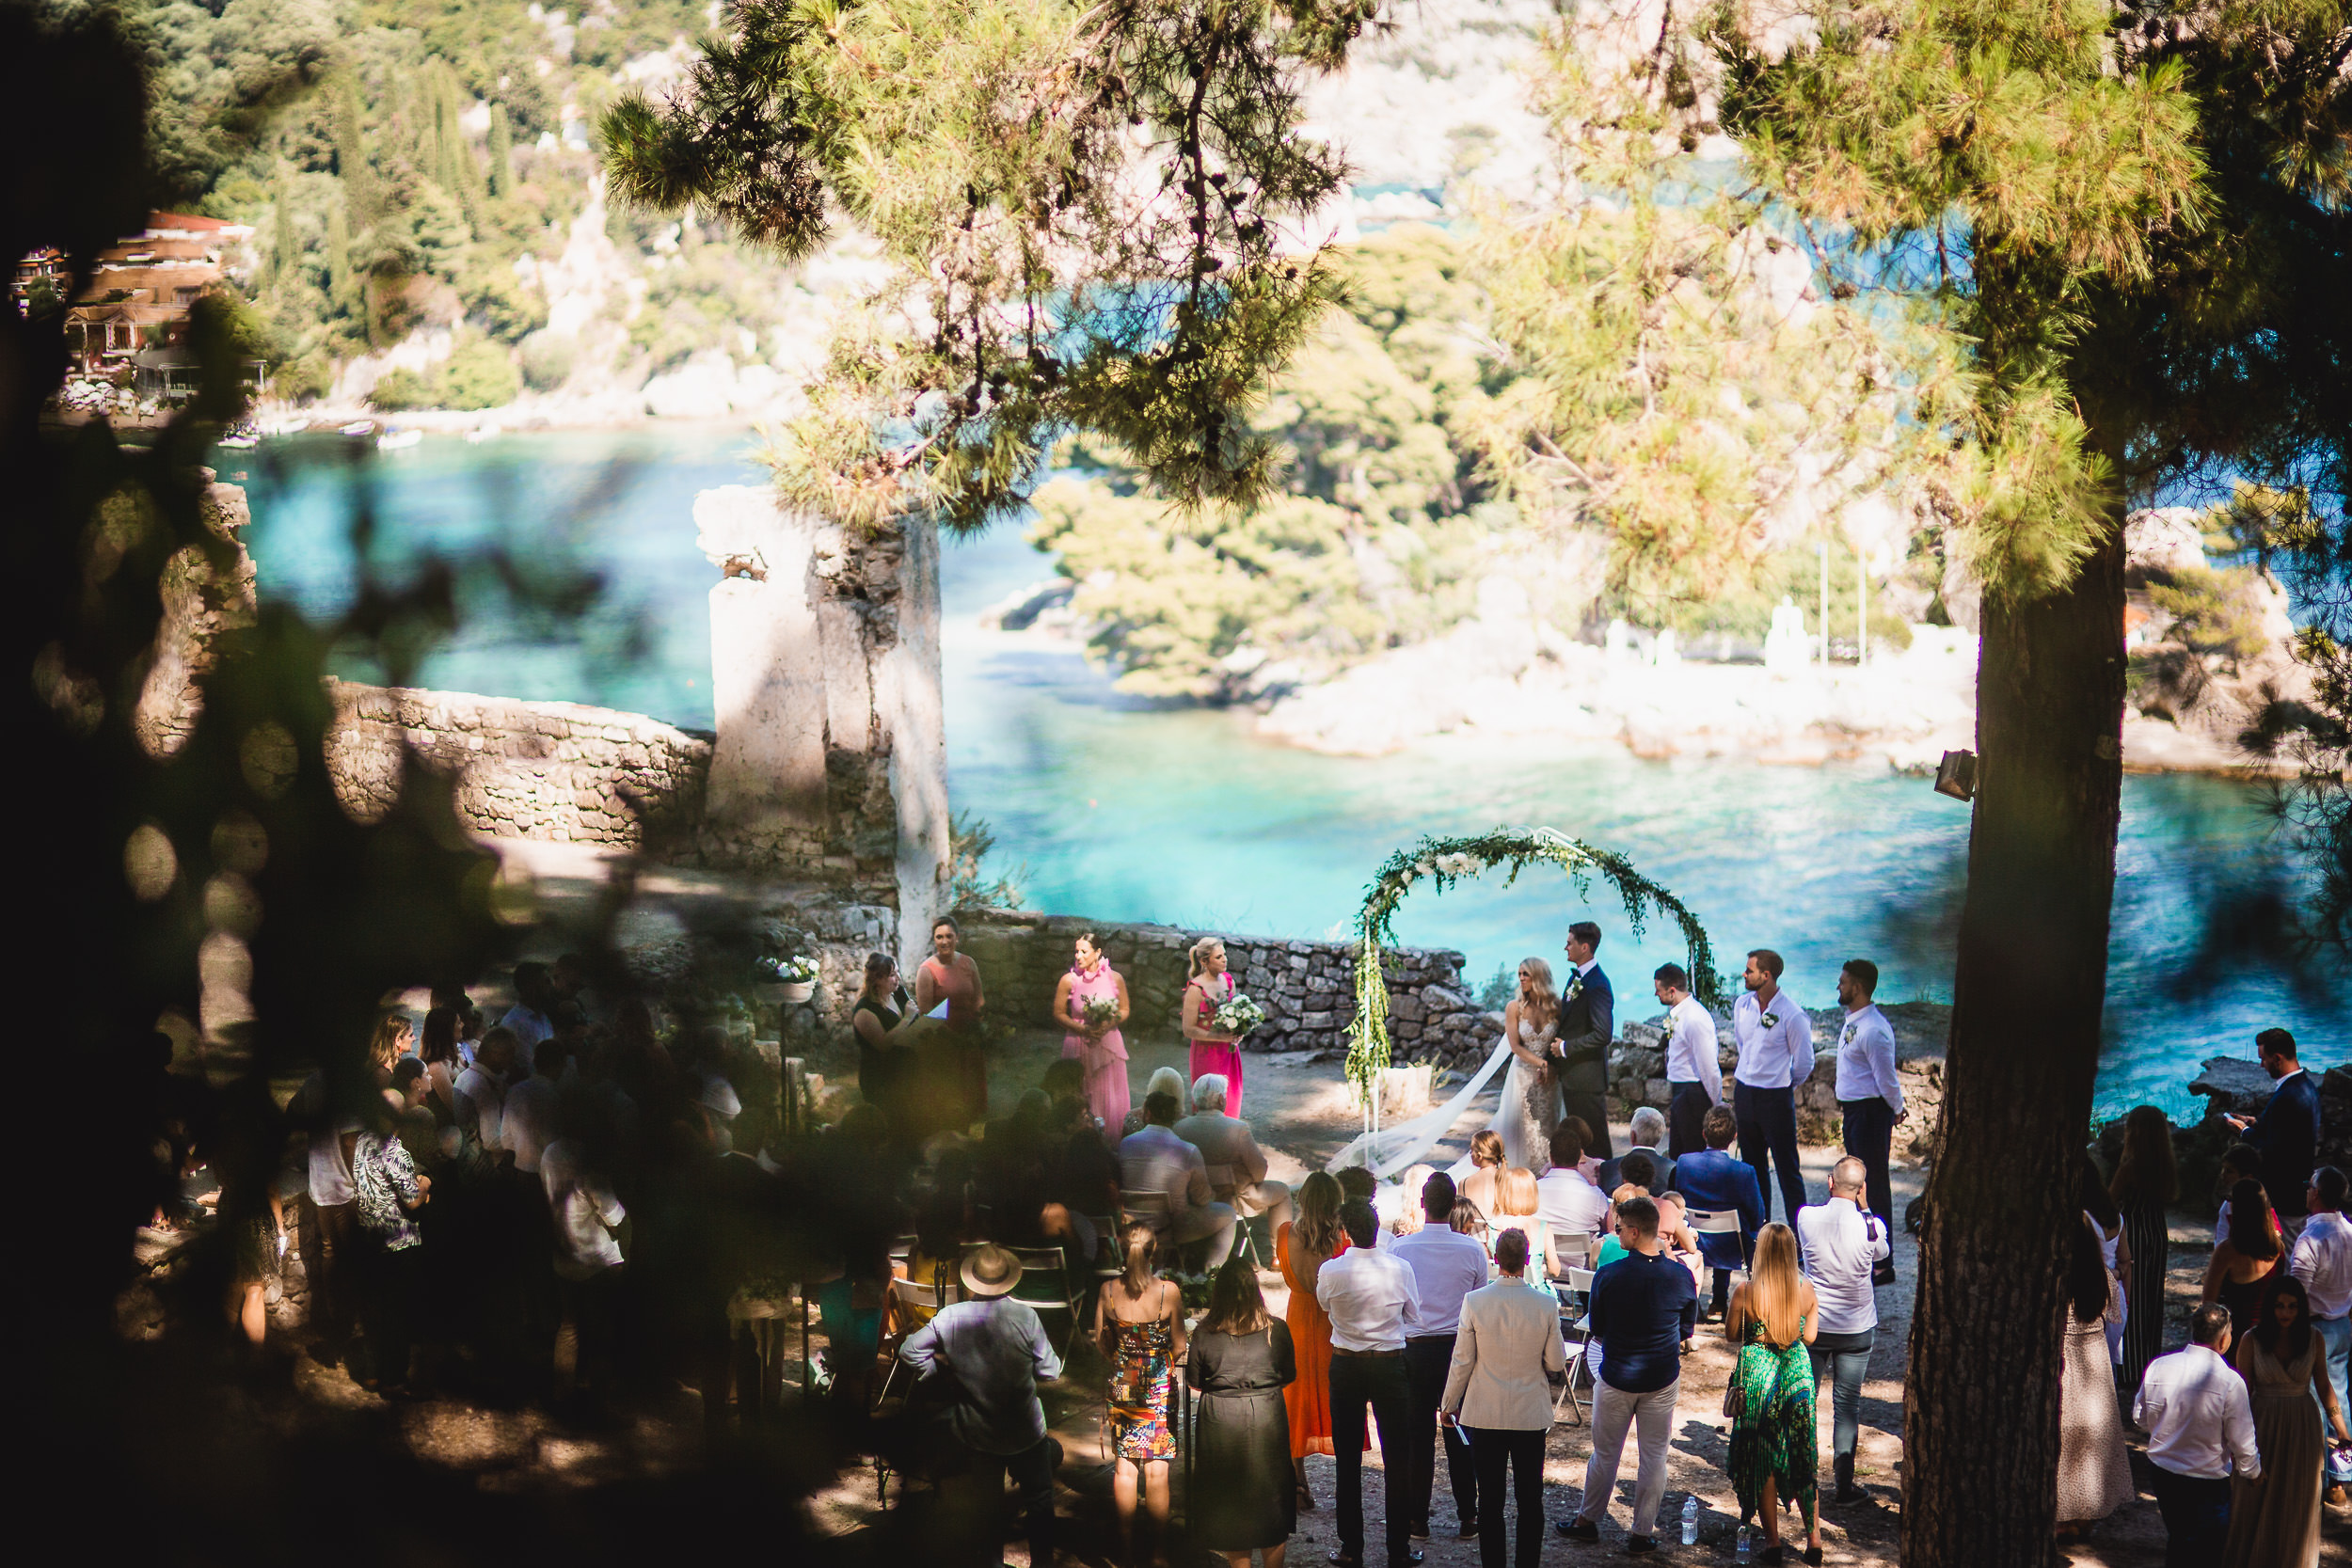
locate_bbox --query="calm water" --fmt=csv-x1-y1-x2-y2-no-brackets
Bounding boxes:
232,428,2340,1119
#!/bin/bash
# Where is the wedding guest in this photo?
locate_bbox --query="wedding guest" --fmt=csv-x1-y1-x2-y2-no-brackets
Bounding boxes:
1489,1165,1556,1286
1677,1105,1767,1321
2204,1179,2286,1339
2057,1217,2133,1542
543,1130,625,1400
1535,1119,1610,1273
453,1027,515,1155
1653,963,1720,1161
351,1100,431,1392
419,1006,465,1126
1096,1221,1185,1568
2226,1028,2320,1240
1441,1227,1565,1568
1795,1157,1887,1505
1183,936,1248,1116
1187,1258,1298,1568
1127,1065,1187,1138
2080,1153,2133,1370
1549,923,1614,1161
1391,1172,1490,1542
1177,1072,1295,1237
1279,1171,1347,1511
298,1073,361,1348
2137,1305,2260,1568
2224,1274,2351,1567
1054,933,1132,1135
1832,959,1902,1284
366,1007,412,1086
500,1037,565,1178
1493,958,1559,1173
2215,1144,2281,1247
1559,1196,1696,1555
1317,1199,1423,1568
501,962,555,1051
1724,1222,1820,1565
1120,1090,1237,1266
915,915,989,1132
854,951,919,1135
1459,1131,1506,1227
1623,1107,1676,1196
2112,1105,2181,1391
1731,949,1812,1224
2289,1165,2352,1505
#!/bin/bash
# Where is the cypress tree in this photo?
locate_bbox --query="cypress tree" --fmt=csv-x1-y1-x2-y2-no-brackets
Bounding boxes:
326,198,350,307
486,102,513,199
330,71,373,226
271,165,296,289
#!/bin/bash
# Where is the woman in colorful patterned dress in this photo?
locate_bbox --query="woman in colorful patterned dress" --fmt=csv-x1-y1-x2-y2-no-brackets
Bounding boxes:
1725,1223,1821,1565
1097,1220,1186,1568
1054,933,1132,1138
1182,936,1245,1115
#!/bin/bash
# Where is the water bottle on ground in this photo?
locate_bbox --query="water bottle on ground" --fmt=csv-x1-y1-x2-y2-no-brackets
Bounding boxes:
1681,1496,1699,1546
1735,1524,1751,1562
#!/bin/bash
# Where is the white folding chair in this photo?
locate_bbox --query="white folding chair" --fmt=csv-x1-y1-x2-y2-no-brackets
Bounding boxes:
1553,1264,1597,1426
1683,1208,1748,1302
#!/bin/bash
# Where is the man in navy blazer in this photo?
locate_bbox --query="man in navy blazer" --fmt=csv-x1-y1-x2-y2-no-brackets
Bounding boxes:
2228,1028,2323,1235
1550,921,1615,1160
1673,1103,1765,1320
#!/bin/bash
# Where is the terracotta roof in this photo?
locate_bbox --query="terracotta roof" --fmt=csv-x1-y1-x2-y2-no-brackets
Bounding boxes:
147,212,249,235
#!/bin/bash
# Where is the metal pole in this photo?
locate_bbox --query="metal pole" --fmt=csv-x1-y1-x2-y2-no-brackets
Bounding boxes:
1857,555,1868,669
1819,544,1830,666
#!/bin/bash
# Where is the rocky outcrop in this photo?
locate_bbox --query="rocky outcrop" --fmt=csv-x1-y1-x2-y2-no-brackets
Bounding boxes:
133,476,259,758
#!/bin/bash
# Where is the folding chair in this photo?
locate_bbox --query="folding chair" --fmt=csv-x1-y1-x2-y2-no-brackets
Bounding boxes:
1202,1164,1263,1268
872,1275,948,1408
1683,1208,1749,1298
964,1241,1084,1354
1552,1262,1597,1427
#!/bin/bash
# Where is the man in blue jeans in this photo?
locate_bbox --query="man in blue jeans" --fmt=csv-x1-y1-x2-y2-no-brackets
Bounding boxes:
2291,1164,2352,1505
1795,1156,1888,1503
2135,1305,2260,1568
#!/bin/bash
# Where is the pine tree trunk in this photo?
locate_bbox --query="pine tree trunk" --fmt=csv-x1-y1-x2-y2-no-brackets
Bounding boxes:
1899,493,2127,1565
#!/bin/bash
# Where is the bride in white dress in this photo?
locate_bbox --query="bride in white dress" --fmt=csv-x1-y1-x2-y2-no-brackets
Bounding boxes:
1490,958,1560,1171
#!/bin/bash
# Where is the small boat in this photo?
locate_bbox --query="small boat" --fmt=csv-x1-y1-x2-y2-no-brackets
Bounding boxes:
340,420,375,436
215,431,259,450
261,415,311,436
464,421,503,444
376,428,422,451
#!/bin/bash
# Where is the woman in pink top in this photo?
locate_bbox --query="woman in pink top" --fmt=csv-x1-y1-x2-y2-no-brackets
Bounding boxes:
1183,936,1244,1116
1055,933,1132,1138
914,914,987,1134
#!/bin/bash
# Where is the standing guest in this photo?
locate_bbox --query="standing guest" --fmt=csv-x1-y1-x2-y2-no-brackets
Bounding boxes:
1182,937,1248,1117
1731,949,1813,1225
1458,1131,1506,1228
853,951,919,1135
1440,1227,1565,1568
500,1037,565,1178
1795,1156,1887,1505
1177,1073,1295,1238
1623,1108,1676,1197
366,1008,413,1086
2225,1274,2351,1567
542,1132,625,1400
2214,1144,2280,1246
1120,1089,1238,1266
1187,1258,1298,1568
1831,959,1903,1285
1549,923,1615,1162
1316,1199,1423,1568
1280,1171,1348,1510
1558,1196,1697,1555
1653,963,1720,1162
915,915,989,1132
1492,958,1559,1173
351,1101,431,1393
2204,1179,2287,1339
418,1006,465,1126
2289,1165,2352,1506
1724,1222,1821,1566
2057,1218,2134,1540
297,1073,361,1350
2080,1154,2134,1369
2225,1028,2321,1240
500,962,556,1052
453,1028,515,1156
1391,1172,1491,1543
1535,1119,1611,1273
1488,1165,1556,1287
1677,1105,1767,1322
1096,1221,1185,1568
2137,1304,2261,1568
1055,934,1133,1136
2112,1105,2181,1392
899,1244,1065,1568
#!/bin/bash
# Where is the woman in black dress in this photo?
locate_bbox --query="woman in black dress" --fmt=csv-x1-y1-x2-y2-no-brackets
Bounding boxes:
1185,1257,1297,1568
2108,1105,2177,1395
852,951,918,1139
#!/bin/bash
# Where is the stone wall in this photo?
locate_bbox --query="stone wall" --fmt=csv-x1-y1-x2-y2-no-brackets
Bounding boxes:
134,474,258,758
955,909,1504,1060
325,679,711,847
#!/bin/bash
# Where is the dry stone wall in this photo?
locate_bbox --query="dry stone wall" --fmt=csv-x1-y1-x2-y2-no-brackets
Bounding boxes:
325,680,711,847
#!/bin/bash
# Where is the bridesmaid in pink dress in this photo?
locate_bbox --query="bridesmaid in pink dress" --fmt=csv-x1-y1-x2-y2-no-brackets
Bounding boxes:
1054,934,1131,1138
1182,936,1245,1116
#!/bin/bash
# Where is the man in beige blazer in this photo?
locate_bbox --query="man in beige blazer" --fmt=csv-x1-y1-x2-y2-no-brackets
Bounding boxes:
1439,1227,1565,1568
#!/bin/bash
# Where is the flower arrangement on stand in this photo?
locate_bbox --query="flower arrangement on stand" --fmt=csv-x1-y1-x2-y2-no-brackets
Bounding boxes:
755,953,820,1004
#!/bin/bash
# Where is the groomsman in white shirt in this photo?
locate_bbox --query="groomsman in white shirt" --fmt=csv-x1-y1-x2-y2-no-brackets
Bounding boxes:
1652,963,1721,1162
1833,959,1904,1286
1731,949,1813,1223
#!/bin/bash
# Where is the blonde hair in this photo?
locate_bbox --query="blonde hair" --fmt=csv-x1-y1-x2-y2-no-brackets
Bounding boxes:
1518,958,1558,1030
1145,1065,1186,1104
1294,1171,1343,1258
1735,1222,1808,1348
1187,935,1228,981
1117,1219,1160,1300
1470,1129,1505,1169
366,1009,412,1072
1495,1164,1540,1220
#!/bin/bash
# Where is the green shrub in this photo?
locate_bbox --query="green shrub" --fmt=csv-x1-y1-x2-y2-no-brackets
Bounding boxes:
2151,565,2269,663
517,330,576,391
368,367,436,410
440,341,519,410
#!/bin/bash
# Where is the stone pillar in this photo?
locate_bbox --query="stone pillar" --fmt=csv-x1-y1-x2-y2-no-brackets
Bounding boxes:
692,485,949,957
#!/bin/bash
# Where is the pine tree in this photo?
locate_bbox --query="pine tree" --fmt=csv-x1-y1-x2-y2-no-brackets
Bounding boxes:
326,197,350,305
600,0,1386,534
486,102,513,199
270,164,296,290
330,71,373,226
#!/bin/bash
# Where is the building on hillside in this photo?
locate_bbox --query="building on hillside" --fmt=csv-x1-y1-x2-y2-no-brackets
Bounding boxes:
60,213,258,391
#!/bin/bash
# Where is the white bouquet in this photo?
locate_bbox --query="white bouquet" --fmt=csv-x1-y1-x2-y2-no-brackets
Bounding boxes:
1213,993,1268,1037
1082,995,1123,1030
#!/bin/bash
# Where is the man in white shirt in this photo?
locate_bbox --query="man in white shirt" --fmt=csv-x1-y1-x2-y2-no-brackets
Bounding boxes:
1318,1200,1425,1568
1652,963,1721,1161
1730,947,1813,1223
453,1027,516,1153
500,961,556,1052
1535,1121,1613,1275
1832,958,1905,1286
499,1037,565,1177
1391,1173,1493,1542
2135,1304,2259,1565
1120,1089,1238,1264
2292,1164,2352,1504
542,1136,626,1397
1796,1156,1890,1503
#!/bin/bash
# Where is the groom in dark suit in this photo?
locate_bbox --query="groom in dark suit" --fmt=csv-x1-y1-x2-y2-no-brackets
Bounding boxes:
1550,922,1615,1161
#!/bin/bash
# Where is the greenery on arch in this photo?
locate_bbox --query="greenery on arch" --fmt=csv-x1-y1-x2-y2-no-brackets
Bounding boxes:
1344,827,1722,1099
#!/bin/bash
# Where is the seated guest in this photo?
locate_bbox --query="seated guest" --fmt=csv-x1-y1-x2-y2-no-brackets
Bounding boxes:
1617,1151,1660,1197
1535,1120,1611,1272
1458,1130,1507,1226
1386,1164,1436,1239
1676,1104,1767,1321
1120,1090,1238,1266
1124,1066,1186,1137
1625,1108,1675,1194
1488,1166,1555,1286
1175,1073,1295,1237
2136,1304,2259,1568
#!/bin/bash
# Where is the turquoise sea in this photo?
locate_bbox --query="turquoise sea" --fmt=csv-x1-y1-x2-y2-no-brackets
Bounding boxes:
227,426,2341,1119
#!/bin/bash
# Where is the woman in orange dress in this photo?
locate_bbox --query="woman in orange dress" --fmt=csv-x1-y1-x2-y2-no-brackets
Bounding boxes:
1279,1170,1347,1512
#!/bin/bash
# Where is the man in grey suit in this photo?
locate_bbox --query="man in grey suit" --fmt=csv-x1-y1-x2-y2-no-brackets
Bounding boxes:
1440,1227,1566,1568
1550,921,1615,1160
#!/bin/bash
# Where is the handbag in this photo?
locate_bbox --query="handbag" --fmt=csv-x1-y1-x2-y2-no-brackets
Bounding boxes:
1721,1376,1746,1420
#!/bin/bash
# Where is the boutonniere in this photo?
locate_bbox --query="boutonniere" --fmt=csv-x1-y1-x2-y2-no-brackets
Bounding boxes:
1565,974,1585,1004
1760,1009,1780,1029
1840,1022,1856,1045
